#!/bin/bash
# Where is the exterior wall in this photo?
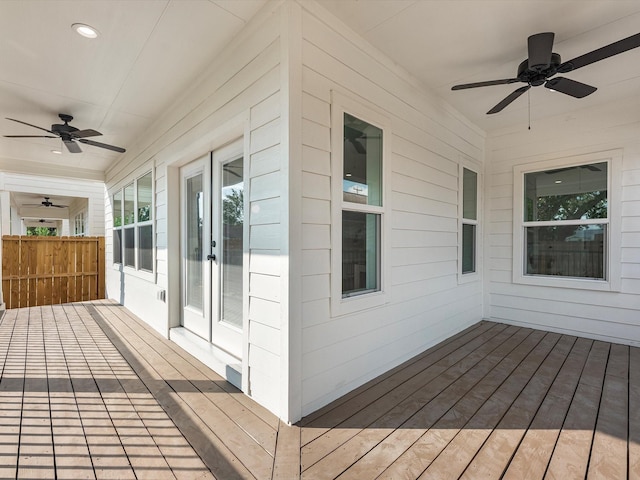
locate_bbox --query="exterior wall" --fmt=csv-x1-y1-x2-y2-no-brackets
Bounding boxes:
104,2,286,417
0,172,105,236
295,2,486,417
486,97,640,345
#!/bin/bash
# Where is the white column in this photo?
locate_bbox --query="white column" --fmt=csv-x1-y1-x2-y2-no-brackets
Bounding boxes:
0,191,10,311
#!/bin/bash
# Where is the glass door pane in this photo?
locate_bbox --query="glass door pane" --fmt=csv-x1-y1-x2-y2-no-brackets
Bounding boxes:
185,173,204,311
220,157,243,328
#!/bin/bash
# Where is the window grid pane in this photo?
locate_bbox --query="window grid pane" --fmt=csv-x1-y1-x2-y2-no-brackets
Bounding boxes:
124,184,135,225
113,192,122,227
524,162,607,222
525,224,606,279
342,211,380,297
462,224,476,274
137,172,153,222
462,168,477,220
124,227,135,267
343,113,382,206
113,229,122,265
138,225,153,272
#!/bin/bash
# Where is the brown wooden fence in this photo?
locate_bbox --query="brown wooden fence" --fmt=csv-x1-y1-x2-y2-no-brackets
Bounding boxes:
2,236,105,309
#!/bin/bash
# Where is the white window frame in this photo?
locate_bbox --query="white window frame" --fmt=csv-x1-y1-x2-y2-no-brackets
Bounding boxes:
458,161,481,283
74,210,86,237
512,150,621,291
330,91,391,316
112,169,155,281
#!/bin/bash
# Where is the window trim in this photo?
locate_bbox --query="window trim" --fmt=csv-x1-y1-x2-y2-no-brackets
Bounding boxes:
112,169,155,281
458,161,481,283
330,91,391,316
512,150,621,291
74,210,86,237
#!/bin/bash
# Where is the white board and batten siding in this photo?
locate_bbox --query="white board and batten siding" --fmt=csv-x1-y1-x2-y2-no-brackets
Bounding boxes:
297,2,486,418
104,4,287,416
486,95,640,346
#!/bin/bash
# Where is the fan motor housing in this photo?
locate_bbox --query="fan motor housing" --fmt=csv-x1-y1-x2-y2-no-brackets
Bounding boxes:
517,53,561,85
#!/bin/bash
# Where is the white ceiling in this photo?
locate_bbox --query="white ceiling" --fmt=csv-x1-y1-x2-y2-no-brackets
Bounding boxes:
2,0,640,182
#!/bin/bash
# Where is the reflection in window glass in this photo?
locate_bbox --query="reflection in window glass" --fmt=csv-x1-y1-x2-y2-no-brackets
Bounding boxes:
124,228,135,267
462,224,476,274
113,229,122,264
342,211,380,297
137,172,152,222
522,161,608,280
113,191,122,227
138,225,153,272
124,183,135,225
525,162,607,222
186,174,204,311
526,225,606,279
463,168,477,220
343,113,382,206
221,157,244,328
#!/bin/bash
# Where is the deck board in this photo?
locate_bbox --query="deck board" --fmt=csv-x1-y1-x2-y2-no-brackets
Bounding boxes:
0,302,638,479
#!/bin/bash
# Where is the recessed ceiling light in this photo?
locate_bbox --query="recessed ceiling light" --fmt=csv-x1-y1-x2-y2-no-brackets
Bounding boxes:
72,23,99,39
345,173,352,177
555,180,562,184
51,149,62,155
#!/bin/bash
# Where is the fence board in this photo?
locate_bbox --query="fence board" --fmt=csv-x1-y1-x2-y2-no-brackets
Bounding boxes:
1,236,105,309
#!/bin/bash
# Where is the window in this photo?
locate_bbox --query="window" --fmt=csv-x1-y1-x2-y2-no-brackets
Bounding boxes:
524,162,607,279
331,92,390,315
461,167,478,275
513,152,621,291
341,113,383,297
112,171,153,273
74,211,85,236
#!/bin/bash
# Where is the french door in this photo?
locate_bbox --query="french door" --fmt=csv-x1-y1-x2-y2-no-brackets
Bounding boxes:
180,140,244,359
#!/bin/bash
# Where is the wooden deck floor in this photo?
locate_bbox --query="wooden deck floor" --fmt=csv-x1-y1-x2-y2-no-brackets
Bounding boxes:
0,301,638,479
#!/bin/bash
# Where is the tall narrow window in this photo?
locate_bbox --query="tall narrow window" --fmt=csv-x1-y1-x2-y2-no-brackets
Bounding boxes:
462,168,478,274
342,113,383,297
74,211,85,236
123,183,135,268
523,162,607,279
113,191,122,264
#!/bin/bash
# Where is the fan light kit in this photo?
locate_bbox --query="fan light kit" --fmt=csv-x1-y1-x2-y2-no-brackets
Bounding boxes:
4,113,125,154
452,31,640,114
72,23,99,39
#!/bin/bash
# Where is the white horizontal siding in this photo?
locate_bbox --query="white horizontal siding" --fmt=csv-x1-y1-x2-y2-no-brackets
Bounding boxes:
486,95,640,345
297,3,485,417
102,2,285,417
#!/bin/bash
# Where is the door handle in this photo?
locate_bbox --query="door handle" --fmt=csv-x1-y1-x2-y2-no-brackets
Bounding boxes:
207,254,216,261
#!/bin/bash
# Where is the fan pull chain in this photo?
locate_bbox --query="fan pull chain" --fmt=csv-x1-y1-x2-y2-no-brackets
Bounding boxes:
528,87,531,130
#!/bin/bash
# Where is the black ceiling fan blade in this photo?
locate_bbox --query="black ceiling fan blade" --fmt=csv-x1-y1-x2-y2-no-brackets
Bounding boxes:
4,135,57,138
452,78,519,90
71,129,102,139
6,117,56,135
64,139,82,153
545,77,597,98
559,32,640,72
528,32,555,71
78,138,126,153
487,85,531,114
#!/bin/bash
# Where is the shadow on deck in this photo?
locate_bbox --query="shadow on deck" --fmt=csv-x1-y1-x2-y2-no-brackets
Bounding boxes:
0,301,637,479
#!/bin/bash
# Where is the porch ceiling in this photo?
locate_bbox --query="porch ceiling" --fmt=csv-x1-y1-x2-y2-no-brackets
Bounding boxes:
1,1,640,181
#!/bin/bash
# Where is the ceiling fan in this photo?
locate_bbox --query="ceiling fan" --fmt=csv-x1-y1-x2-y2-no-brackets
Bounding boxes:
4,113,126,153
451,32,640,114
24,197,67,209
